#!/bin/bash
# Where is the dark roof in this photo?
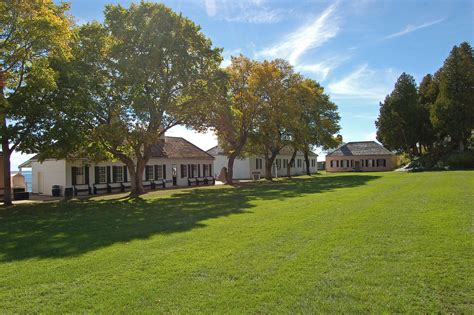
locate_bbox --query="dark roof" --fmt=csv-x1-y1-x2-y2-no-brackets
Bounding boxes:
22,137,213,164
206,144,317,157
326,141,394,157
150,137,214,160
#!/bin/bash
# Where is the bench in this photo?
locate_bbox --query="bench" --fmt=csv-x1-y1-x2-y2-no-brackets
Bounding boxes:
107,183,122,193
121,182,131,192
188,178,197,186
93,183,108,194
74,184,91,196
142,181,153,190
204,176,215,185
196,177,206,185
154,179,166,189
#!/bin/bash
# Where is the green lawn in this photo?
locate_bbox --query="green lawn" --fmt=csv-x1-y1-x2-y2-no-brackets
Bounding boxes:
0,171,472,313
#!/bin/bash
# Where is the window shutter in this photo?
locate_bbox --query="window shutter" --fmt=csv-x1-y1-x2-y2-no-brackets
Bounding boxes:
84,166,89,185
163,165,166,179
114,166,117,182
94,166,100,184
71,167,77,186
123,166,128,182
197,164,200,177
145,166,149,181
188,164,191,178
107,166,111,183
181,165,184,178
209,164,212,177
153,165,158,180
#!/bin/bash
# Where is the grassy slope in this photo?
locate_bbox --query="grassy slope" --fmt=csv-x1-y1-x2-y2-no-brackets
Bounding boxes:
0,171,472,313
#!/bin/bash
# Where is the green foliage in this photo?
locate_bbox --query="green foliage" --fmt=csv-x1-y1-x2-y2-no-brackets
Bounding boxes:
431,42,474,151
45,2,222,194
376,73,420,155
1,172,472,312
445,150,474,169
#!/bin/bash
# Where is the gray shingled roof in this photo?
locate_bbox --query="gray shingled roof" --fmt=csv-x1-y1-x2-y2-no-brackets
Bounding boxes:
206,144,317,157
326,141,394,157
22,137,213,164
150,137,214,160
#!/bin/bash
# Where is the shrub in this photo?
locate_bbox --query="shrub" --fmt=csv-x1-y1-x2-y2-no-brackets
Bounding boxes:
445,150,474,169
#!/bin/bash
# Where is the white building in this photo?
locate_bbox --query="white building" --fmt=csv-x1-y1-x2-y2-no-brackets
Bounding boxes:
19,137,215,196
206,145,318,180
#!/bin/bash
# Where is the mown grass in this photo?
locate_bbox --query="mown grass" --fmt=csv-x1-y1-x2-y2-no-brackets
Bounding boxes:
0,171,472,313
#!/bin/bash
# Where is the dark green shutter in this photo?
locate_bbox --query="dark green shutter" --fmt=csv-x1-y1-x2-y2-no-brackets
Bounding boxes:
85,166,89,185
145,166,149,181
112,166,117,182
123,166,128,182
94,166,100,183
71,167,77,185
107,166,111,183
163,165,166,179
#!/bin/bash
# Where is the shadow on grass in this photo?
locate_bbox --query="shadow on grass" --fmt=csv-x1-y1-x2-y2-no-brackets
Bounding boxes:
0,175,379,262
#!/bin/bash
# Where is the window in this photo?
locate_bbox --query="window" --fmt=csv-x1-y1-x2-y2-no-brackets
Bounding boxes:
181,164,187,178
350,160,354,167
256,158,263,170
330,160,334,168
336,160,339,168
98,166,106,183
283,159,288,169
156,165,163,179
113,166,123,182
146,165,155,180
311,159,316,167
297,159,302,168
376,159,386,167
276,159,281,169
203,164,209,176
75,167,85,185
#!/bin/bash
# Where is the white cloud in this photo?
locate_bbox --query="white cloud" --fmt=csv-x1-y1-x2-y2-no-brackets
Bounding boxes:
204,0,217,17
296,55,350,82
167,125,217,152
384,18,445,40
327,64,397,102
255,2,340,64
202,0,283,24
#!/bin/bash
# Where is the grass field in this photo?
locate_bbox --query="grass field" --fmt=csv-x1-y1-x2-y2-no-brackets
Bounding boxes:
0,171,472,313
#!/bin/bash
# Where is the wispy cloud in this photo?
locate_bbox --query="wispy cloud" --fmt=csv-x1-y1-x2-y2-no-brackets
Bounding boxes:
328,64,397,101
296,54,350,82
203,0,283,24
384,18,445,40
255,2,340,64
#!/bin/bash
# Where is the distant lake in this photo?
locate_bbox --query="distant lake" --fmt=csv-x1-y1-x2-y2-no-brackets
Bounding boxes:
11,170,32,192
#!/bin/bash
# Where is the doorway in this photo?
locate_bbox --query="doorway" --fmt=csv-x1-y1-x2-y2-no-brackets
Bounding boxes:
355,161,360,171
172,164,177,186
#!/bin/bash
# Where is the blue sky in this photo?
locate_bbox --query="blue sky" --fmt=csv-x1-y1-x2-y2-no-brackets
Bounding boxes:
12,0,473,169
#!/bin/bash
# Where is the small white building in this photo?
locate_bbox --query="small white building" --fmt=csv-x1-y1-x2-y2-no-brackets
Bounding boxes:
19,136,215,196
207,145,318,180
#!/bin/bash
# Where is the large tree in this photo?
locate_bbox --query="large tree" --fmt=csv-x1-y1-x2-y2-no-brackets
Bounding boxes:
210,55,259,184
431,42,474,152
417,73,439,152
0,0,72,206
47,2,222,196
248,59,301,180
376,73,420,156
289,79,340,175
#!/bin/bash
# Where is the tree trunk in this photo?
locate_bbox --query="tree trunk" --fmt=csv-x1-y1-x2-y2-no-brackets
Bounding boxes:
287,148,297,178
264,151,278,180
123,158,146,198
2,137,12,207
304,150,311,176
226,153,237,184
